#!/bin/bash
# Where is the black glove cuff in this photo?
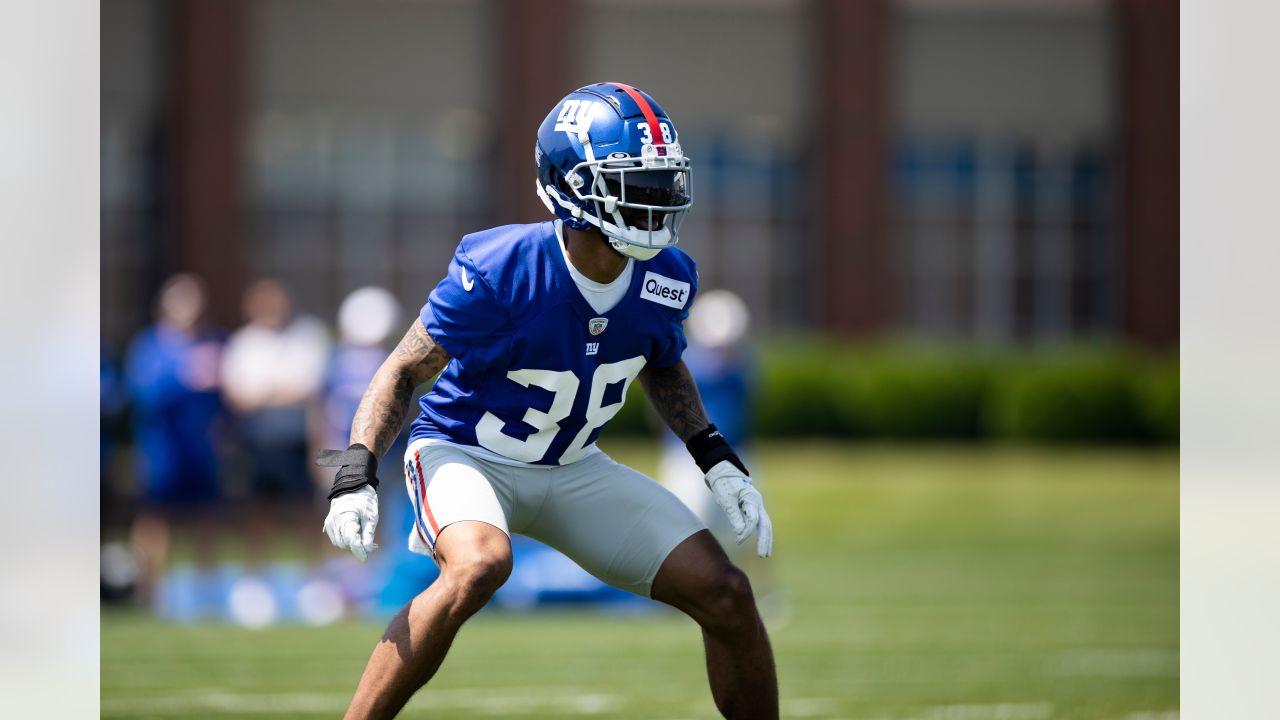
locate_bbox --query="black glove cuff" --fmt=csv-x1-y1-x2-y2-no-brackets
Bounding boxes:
316,444,380,500
685,425,748,476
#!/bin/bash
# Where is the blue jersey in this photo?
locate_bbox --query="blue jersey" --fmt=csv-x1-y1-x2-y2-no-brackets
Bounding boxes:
409,221,697,465
125,325,225,499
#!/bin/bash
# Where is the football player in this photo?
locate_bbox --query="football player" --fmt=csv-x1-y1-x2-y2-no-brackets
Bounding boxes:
317,83,777,719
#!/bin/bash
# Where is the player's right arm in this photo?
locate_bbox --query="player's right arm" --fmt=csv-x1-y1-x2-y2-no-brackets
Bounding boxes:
315,318,450,562
349,317,451,460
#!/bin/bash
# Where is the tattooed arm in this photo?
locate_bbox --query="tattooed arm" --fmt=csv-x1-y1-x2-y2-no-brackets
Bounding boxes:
642,359,772,556
349,318,451,459
637,360,711,443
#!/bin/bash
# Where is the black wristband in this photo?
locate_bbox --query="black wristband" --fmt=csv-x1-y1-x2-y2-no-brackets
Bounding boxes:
316,444,380,499
685,425,748,476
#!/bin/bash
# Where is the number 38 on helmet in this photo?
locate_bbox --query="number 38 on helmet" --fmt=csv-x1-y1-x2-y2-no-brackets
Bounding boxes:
535,82,693,261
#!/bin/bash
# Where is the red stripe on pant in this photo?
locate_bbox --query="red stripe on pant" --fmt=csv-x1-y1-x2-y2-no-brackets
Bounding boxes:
407,460,430,546
414,450,442,539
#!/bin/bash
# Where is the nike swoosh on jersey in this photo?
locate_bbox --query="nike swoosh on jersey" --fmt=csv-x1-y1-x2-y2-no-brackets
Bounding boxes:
460,265,475,292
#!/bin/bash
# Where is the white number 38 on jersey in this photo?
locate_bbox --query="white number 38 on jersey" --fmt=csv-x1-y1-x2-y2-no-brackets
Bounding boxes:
474,356,646,464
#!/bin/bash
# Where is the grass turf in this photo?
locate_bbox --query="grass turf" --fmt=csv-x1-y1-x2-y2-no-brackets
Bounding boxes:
102,441,1178,719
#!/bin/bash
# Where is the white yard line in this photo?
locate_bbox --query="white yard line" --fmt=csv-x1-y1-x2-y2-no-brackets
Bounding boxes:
906,703,1054,720
101,686,622,716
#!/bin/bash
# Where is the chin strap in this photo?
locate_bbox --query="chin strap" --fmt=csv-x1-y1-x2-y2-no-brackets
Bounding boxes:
609,237,663,260
535,179,556,214
539,180,595,230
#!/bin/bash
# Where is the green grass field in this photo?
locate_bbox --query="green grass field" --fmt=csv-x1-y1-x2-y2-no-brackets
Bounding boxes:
102,441,1178,719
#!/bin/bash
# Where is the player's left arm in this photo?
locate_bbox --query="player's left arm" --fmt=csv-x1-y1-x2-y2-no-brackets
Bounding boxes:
637,360,710,443
639,361,773,557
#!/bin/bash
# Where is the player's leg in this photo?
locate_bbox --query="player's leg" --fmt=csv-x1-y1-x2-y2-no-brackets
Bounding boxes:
343,444,516,719
528,453,777,719
650,530,778,720
345,520,511,719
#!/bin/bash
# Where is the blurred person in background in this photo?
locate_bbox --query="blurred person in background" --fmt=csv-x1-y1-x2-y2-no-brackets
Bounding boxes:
659,290,755,542
313,287,404,461
221,279,330,569
124,274,226,607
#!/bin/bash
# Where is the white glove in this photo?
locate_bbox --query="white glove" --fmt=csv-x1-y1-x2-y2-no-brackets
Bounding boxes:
705,460,773,557
322,485,379,562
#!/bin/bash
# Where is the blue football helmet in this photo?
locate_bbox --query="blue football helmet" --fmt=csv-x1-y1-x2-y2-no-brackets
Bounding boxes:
535,82,692,260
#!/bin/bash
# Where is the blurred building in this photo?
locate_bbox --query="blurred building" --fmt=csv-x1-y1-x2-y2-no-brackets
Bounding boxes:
102,0,1176,351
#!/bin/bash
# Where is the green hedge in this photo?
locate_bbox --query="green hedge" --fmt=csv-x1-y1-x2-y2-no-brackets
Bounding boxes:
1137,358,1180,443
989,349,1147,443
603,341,1178,444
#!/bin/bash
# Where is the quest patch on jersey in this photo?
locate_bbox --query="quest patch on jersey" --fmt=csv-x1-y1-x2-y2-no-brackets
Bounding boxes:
640,271,691,309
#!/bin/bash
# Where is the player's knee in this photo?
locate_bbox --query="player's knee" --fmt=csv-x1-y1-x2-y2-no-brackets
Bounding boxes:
442,553,511,614
698,565,757,633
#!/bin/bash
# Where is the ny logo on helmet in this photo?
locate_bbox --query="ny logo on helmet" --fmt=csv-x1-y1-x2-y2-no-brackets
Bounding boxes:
554,99,600,136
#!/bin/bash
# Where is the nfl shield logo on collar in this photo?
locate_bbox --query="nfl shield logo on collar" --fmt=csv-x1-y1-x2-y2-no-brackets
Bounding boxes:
588,317,608,335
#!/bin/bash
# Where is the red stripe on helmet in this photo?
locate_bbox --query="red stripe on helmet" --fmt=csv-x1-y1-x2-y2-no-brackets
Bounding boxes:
608,82,666,146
